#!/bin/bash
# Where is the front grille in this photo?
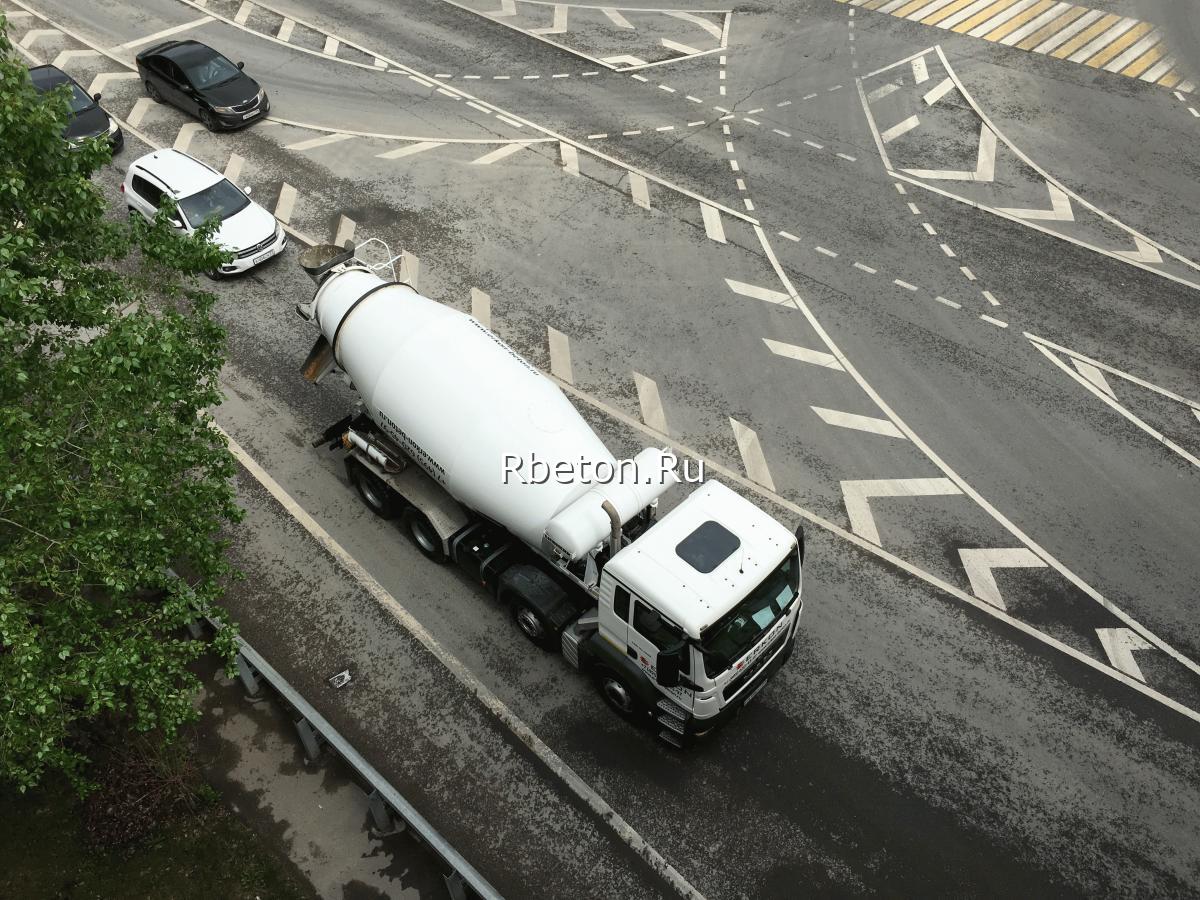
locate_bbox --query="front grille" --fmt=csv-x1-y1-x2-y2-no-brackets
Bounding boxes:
237,232,276,258
229,94,261,114
721,628,787,703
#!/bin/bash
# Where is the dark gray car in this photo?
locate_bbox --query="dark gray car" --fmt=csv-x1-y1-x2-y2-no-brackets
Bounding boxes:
28,64,124,154
135,40,269,131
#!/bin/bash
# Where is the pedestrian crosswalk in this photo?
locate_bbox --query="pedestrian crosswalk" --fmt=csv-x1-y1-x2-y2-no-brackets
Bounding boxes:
838,0,1194,93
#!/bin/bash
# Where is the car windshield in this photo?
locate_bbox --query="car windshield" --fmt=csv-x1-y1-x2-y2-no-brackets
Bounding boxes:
177,179,250,227
183,54,241,89
64,81,95,114
699,548,799,678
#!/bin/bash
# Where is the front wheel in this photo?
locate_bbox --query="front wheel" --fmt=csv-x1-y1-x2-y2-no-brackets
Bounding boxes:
400,508,445,563
346,458,397,519
593,666,647,722
145,80,162,102
199,108,217,132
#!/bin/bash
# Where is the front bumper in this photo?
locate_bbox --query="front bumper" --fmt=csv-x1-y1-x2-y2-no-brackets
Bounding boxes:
218,228,287,275
109,126,125,154
212,96,270,130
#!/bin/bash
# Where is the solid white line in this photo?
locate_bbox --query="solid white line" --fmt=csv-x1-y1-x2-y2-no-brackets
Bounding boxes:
470,288,491,329
114,16,213,50
471,143,528,164
812,407,906,438
629,172,651,209
495,115,525,128
437,88,459,98
959,548,1046,610
700,203,726,243
467,101,491,113
1028,334,1200,410
376,141,446,159
816,246,838,257
560,141,580,175
881,115,920,143
730,418,776,490
762,339,845,371
725,279,792,305
285,132,354,151
274,182,297,224
841,478,962,546
548,326,574,383
634,372,670,433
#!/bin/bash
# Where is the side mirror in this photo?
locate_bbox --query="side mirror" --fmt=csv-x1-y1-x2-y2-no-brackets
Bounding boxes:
242,185,252,196
92,92,102,102
236,61,245,70
656,646,683,689
795,525,805,563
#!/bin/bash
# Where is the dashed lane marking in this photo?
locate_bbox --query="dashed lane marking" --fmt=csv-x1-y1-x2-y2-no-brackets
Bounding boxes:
811,407,906,438
547,326,574,383
633,372,670,434
762,339,846,371
853,261,877,273
730,418,777,491
959,547,1048,610
470,288,492,329
816,246,839,257
980,314,1008,327
840,478,964,547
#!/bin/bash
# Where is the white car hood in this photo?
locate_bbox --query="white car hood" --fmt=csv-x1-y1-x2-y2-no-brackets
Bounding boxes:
212,201,277,252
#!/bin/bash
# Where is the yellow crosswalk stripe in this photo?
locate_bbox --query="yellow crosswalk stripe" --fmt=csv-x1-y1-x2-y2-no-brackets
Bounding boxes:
923,0,977,25
984,0,1055,41
1084,21,1152,68
1121,43,1165,78
893,0,933,17
1158,70,1181,88
1050,12,1119,59
953,0,1024,35
865,0,894,9
1016,5,1086,49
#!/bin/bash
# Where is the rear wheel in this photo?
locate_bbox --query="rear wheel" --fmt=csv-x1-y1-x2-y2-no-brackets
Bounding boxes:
346,458,397,519
145,80,161,102
593,666,646,722
400,508,446,563
506,593,558,651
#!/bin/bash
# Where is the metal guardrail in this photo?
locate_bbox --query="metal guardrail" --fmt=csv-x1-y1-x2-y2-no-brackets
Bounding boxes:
196,618,503,900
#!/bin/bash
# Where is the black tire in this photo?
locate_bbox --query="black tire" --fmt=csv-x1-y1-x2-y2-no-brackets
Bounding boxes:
199,108,217,132
145,80,161,102
506,593,558,651
593,666,647,722
400,508,446,563
346,458,397,519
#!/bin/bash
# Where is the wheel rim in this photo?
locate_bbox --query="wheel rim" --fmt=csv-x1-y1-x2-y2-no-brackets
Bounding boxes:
358,473,385,510
516,608,544,640
602,676,634,714
410,519,436,553
201,111,213,129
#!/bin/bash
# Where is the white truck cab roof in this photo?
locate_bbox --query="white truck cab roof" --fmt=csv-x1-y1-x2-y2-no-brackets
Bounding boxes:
605,480,797,640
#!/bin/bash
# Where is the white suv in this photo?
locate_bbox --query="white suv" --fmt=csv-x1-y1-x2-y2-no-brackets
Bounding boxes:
122,148,285,276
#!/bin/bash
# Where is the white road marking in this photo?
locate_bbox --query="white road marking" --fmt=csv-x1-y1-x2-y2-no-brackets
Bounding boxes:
470,288,491,329
409,75,433,87
894,279,918,291
658,84,676,93
277,17,295,41
234,1,253,25
997,182,1074,221
657,125,674,131
628,172,651,209
935,296,961,308
399,251,420,288
374,57,388,68
51,48,99,67
748,108,764,115
743,117,760,125
665,9,724,40
762,339,845,371
333,214,356,248
980,314,1008,327
853,262,877,273
548,326,574,383
126,97,154,128
113,14,214,50
828,84,843,92
471,143,527,165
981,290,1000,306
486,0,517,16
911,55,929,84
376,141,446,159
922,222,937,234
437,88,459,98
560,141,580,175
778,231,800,242
960,266,976,280
923,77,955,105
816,246,839,257
1071,359,1117,399
904,124,996,181
812,407,906,438
881,115,920,143
735,178,746,191
725,279,793,306
868,82,901,102
777,100,792,107
494,115,524,128
601,7,633,29
700,203,726,243
173,122,204,153
285,132,354,151
1067,18,1139,65
274,182,297,224
492,74,510,79
525,74,542,79
840,478,962,546
686,95,703,103
223,153,244,184
804,140,824,149
531,4,568,36
587,133,607,139
603,55,648,67
730,160,740,171
803,92,818,99
323,35,340,56
730,418,776,491
622,129,642,136
467,101,491,113
87,71,138,96
907,202,921,215
940,243,956,257
773,129,791,137
689,120,706,126
743,198,755,211
959,548,1047,610
1000,2,1072,46
634,373,670,434
837,153,857,162
1114,234,1163,264
1097,628,1154,682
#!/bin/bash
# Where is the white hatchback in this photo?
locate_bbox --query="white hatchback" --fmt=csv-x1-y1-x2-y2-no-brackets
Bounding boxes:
122,148,285,275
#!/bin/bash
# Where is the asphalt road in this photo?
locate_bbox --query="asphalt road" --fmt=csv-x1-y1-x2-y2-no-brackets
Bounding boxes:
8,0,1200,895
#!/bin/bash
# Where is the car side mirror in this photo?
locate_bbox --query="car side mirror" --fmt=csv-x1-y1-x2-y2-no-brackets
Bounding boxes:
656,645,683,689
237,61,245,70
92,92,102,102
242,185,252,196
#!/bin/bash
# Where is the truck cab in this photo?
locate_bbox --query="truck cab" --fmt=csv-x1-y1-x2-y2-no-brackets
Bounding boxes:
574,481,803,744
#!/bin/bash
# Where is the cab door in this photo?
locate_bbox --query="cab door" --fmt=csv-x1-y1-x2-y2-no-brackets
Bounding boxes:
628,598,695,710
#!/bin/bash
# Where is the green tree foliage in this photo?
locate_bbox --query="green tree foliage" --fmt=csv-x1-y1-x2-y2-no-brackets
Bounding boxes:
0,16,243,792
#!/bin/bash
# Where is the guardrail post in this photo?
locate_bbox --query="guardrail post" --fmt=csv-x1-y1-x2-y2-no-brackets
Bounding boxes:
294,716,323,762
236,653,262,698
367,789,404,836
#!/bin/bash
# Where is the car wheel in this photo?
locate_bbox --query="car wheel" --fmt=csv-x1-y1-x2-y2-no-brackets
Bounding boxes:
199,109,217,132
593,666,647,721
507,593,558,651
346,458,398,519
145,80,161,102
400,508,446,563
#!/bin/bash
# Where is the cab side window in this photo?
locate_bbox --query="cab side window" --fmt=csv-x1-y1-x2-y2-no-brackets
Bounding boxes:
130,174,164,207
613,585,631,623
632,601,689,674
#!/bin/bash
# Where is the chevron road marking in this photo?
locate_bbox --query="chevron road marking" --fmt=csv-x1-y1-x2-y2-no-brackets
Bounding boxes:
114,15,213,50
996,181,1074,220
277,17,295,41
903,124,996,180
471,143,528,164
560,141,579,175
376,141,445,160
19,27,59,49
959,547,1047,609
633,373,669,434
398,251,420,289
1114,234,1163,264
126,97,154,129
665,10,725,41
601,7,633,29
234,1,254,25
286,132,354,152
701,203,727,243
223,152,245,184
87,71,138,95
274,182,297,224
725,279,793,305
471,288,491,328
730,418,776,490
333,214,356,248
840,477,963,546
628,172,651,209
487,0,517,16
812,407,906,438
763,339,846,371
881,115,921,143
662,39,702,56
173,122,205,153
923,77,956,105
531,4,568,35
1070,358,1116,398
548,327,574,383
1097,628,1154,681
51,48,98,67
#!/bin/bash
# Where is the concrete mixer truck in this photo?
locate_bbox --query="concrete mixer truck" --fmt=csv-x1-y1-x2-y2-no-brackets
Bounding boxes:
294,243,805,746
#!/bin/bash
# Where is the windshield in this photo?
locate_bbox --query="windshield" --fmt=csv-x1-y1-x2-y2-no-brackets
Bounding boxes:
700,548,799,678
183,54,241,89
64,82,95,114
177,179,250,227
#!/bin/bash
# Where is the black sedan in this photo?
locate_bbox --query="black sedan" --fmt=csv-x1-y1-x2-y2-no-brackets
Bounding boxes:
28,64,124,154
135,40,269,131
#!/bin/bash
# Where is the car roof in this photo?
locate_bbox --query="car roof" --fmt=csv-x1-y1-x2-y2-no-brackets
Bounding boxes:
28,64,74,91
158,40,219,64
129,149,224,196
